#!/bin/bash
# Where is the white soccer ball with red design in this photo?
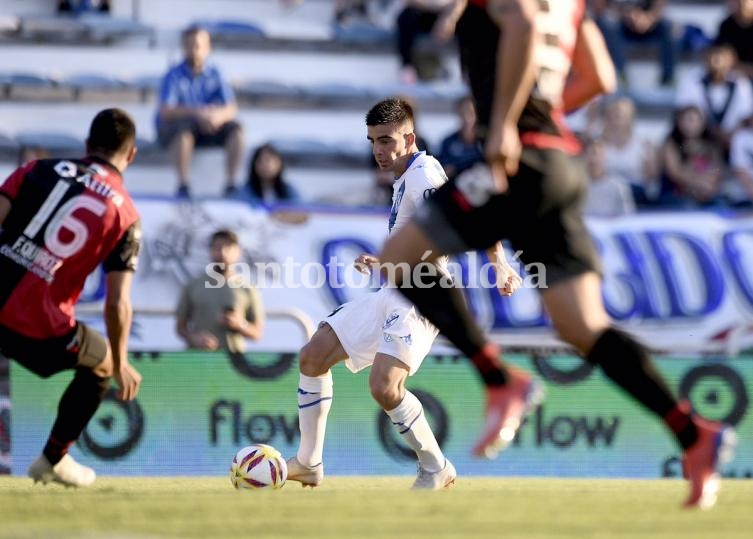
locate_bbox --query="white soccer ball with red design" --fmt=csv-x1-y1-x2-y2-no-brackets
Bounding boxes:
229,444,287,490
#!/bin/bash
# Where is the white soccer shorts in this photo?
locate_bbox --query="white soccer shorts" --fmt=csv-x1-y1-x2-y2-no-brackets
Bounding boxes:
324,287,438,375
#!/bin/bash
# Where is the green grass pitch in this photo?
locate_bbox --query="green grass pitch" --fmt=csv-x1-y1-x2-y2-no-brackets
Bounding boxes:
1,477,752,538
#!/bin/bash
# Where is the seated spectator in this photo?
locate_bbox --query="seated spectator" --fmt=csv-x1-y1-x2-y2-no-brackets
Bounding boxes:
676,44,753,150
438,95,483,181
157,26,244,199
57,0,110,14
716,0,753,79
395,1,460,83
593,0,676,86
241,144,300,206
583,138,636,217
334,0,369,25
176,229,264,353
658,106,725,208
728,114,753,207
599,97,659,204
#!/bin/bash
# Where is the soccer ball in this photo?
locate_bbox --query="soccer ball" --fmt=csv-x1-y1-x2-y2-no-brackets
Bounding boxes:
229,444,287,490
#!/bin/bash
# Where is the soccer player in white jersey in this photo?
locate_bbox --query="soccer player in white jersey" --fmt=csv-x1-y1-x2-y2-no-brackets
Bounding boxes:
287,97,521,489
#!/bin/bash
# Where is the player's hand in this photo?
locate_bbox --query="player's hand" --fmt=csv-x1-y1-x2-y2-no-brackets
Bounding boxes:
485,122,521,193
222,311,246,332
114,363,142,401
495,262,523,296
354,253,379,274
191,331,220,350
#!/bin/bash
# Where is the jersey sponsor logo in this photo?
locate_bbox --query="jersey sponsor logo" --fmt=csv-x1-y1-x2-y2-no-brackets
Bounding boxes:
55,160,125,207
0,236,63,283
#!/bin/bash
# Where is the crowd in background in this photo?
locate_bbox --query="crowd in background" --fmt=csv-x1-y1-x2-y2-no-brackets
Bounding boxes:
14,0,753,215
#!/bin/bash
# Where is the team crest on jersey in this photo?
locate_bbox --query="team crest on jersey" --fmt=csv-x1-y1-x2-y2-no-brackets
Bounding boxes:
383,311,400,330
401,334,413,346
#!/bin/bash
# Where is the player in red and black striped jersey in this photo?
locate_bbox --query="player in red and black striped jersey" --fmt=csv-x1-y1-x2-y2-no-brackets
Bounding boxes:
380,0,735,508
0,108,143,487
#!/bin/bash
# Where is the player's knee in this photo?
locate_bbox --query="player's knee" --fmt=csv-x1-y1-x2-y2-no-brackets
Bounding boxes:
298,342,327,377
368,377,402,410
554,323,604,355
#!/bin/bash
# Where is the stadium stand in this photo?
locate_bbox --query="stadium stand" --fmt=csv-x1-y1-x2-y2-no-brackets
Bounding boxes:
0,0,741,206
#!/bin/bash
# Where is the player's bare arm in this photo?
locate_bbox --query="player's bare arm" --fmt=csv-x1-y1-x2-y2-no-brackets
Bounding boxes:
486,242,522,296
105,270,142,401
485,0,538,189
562,19,617,113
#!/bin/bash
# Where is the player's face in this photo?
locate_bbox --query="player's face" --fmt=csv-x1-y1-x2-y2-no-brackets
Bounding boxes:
184,30,211,68
210,239,241,267
367,122,413,172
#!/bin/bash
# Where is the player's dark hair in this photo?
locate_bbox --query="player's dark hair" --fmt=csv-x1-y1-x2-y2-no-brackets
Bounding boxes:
87,108,136,156
365,97,415,128
182,24,209,42
210,229,239,246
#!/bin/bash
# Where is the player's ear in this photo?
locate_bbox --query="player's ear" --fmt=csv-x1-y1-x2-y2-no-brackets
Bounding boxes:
126,144,138,165
405,131,416,148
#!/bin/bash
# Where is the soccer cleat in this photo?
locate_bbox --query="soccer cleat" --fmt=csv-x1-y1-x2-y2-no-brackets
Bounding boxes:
682,418,737,510
411,459,457,490
28,454,96,487
286,457,324,488
472,367,545,459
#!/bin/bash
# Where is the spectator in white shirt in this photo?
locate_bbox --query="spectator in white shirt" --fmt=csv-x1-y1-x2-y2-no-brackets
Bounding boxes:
728,115,753,206
599,97,659,204
583,138,636,218
676,44,753,150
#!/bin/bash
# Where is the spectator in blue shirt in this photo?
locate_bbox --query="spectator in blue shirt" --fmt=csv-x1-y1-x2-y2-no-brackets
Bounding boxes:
157,26,244,198
438,95,483,181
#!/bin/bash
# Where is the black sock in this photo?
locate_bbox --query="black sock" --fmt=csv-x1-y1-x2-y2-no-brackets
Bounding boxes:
587,328,698,449
395,273,508,386
43,368,110,465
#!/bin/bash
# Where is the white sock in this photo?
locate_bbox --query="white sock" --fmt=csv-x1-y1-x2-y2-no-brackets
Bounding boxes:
296,372,333,467
385,391,445,473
